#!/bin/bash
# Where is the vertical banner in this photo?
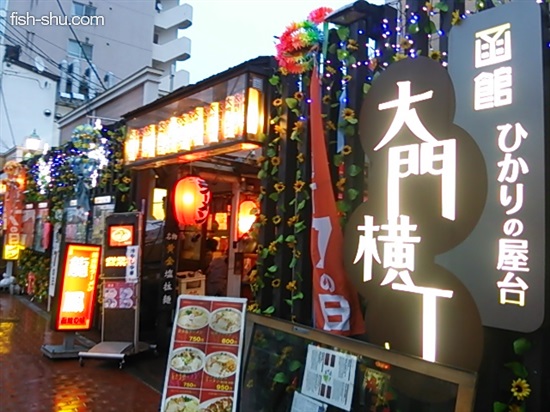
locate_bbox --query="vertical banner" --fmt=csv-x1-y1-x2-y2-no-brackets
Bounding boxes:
161,295,247,412
2,162,25,260
447,1,546,332
309,67,365,336
22,203,36,248
33,202,50,252
48,222,63,297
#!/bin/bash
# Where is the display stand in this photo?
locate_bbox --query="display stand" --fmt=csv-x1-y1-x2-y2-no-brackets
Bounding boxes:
41,332,89,359
78,212,155,368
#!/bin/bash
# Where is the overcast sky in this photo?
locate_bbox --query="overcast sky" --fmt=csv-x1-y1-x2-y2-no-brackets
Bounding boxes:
180,0,384,83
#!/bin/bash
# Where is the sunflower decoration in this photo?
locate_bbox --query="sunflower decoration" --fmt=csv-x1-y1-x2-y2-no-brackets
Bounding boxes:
71,124,100,151
271,156,281,166
293,180,306,192
294,91,304,101
272,215,282,225
275,20,323,74
510,378,531,401
274,182,286,193
272,279,281,288
342,108,356,122
286,280,297,292
451,10,463,26
429,50,442,61
273,98,283,107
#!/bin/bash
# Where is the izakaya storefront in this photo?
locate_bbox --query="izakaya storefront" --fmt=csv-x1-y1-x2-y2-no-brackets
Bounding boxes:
127,2,548,411
122,57,274,347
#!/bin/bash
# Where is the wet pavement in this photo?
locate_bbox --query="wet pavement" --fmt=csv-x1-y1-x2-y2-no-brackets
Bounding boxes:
0,293,163,412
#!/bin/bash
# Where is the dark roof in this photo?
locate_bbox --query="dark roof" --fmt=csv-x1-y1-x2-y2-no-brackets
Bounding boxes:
4,56,60,82
122,55,277,120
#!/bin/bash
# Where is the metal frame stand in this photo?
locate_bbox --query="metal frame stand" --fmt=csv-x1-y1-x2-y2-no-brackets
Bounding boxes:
41,332,88,359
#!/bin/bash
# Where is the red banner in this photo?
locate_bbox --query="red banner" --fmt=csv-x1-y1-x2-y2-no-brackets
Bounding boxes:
310,67,365,336
2,166,25,260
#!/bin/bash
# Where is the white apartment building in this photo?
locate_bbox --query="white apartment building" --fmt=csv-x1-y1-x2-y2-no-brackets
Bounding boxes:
0,0,192,156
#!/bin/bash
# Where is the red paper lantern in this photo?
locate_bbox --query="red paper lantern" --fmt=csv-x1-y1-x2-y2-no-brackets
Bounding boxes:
173,176,211,226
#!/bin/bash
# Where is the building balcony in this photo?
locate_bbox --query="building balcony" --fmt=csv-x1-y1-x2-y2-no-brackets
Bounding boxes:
154,3,193,31
152,36,191,64
159,69,190,93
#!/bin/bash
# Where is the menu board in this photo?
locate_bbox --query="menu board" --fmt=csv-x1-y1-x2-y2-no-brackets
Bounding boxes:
301,345,358,411
161,295,247,412
103,281,136,309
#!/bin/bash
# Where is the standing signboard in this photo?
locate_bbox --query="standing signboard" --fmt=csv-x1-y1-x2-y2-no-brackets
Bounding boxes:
53,244,101,331
161,295,247,412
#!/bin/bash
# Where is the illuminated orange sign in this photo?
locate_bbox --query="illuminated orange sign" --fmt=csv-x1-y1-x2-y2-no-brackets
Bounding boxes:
105,256,128,267
109,225,134,247
55,244,101,331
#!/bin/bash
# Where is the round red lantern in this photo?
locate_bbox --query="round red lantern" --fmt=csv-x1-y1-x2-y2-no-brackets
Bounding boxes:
173,176,212,226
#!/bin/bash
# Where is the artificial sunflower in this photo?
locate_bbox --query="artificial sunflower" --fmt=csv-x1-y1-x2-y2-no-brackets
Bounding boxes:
296,153,305,163
293,249,302,258
286,280,297,292
246,379,255,388
271,156,281,166
424,1,433,13
343,108,355,121
272,279,281,288
346,39,359,52
293,121,305,133
248,303,260,312
260,186,266,195
343,75,352,82
511,378,531,401
294,91,304,101
293,180,306,192
326,66,337,75
325,120,336,131
287,215,299,227
322,94,331,104
399,38,412,50
272,215,282,225
256,155,266,165
268,241,278,254
430,50,442,61
273,98,283,107
274,124,286,135
393,53,408,62
274,182,286,193
342,145,352,155
248,270,258,283
336,177,346,192
451,10,462,25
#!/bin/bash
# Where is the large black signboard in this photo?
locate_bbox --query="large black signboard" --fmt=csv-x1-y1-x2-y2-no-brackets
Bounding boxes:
446,2,546,333
344,56,485,371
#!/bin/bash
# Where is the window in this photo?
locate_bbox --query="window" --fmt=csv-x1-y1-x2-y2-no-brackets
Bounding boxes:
67,39,93,60
72,1,96,16
152,188,167,220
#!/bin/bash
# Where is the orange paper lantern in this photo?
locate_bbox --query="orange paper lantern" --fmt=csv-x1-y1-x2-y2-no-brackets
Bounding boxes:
173,176,211,226
237,199,258,237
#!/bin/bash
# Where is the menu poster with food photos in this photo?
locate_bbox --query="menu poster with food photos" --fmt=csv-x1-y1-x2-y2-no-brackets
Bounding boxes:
301,345,358,411
161,295,247,412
